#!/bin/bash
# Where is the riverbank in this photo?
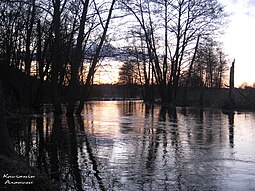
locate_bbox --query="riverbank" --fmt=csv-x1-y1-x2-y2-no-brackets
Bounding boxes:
0,80,59,190
0,62,255,112
0,155,59,190
89,85,255,111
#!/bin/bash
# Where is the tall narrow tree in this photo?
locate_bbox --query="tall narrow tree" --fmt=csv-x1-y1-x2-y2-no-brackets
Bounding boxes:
66,0,90,116
76,0,116,115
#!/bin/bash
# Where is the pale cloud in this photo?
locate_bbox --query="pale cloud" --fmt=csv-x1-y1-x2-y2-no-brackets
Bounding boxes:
246,0,255,16
230,0,238,4
248,0,255,6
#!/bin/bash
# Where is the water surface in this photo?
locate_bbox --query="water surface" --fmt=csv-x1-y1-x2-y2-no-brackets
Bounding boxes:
9,101,255,190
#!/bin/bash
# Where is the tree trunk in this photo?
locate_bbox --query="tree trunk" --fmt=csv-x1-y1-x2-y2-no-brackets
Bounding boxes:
183,35,200,106
76,0,116,115
66,0,90,116
24,0,36,76
33,19,44,110
228,59,235,109
51,0,63,115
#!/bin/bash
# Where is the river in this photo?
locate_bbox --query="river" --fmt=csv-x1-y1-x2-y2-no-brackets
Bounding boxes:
8,101,255,190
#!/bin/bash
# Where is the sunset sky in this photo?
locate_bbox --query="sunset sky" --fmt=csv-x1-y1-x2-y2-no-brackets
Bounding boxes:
220,0,255,87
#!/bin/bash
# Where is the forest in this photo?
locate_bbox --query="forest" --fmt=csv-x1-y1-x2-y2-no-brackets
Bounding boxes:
0,0,230,116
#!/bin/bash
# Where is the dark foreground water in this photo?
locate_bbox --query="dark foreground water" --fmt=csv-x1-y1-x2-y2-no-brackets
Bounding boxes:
8,101,255,190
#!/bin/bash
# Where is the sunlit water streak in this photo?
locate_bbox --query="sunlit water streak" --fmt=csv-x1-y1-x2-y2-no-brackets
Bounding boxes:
8,101,255,190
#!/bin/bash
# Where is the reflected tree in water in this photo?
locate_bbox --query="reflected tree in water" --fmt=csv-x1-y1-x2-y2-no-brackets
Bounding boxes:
77,117,106,191
37,117,48,174
67,117,83,191
228,113,234,148
49,116,62,180
5,102,252,190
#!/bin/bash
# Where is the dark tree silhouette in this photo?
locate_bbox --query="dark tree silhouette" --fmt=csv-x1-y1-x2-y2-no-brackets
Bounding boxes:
120,0,227,105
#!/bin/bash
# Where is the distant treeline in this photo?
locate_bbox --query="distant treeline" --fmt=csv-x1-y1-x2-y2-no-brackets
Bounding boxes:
90,84,255,110
1,60,254,113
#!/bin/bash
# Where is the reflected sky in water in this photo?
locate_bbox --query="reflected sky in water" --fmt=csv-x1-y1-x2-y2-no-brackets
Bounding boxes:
8,101,255,190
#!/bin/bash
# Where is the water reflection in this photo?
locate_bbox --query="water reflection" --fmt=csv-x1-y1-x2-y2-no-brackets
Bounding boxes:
228,113,234,148
67,117,83,190
7,101,255,190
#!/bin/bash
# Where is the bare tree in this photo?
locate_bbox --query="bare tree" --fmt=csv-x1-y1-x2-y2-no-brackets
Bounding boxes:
120,0,227,105
118,60,140,85
51,0,68,114
66,0,90,116
193,38,228,88
76,0,116,115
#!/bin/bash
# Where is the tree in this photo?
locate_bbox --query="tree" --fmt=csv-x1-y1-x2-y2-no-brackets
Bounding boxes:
192,38,228,88
0,0,41,107
24,0,36,76
50,0,68,114
118,61,140,84
0,0,228,115
75,0,117,115
120,0,227,105
239,82,248,89
66,0,90,116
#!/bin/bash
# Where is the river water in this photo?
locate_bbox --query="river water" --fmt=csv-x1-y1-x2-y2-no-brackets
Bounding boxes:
8,101,255,190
